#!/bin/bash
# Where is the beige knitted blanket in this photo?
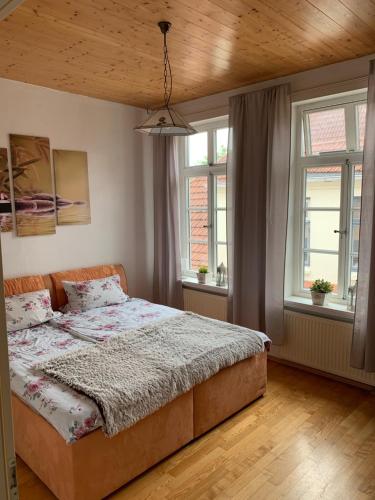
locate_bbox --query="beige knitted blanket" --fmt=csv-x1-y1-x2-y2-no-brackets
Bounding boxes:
36,312,266,437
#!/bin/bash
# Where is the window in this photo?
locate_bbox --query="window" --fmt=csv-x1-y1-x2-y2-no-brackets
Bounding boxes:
179,119,229,278
292,93,366,301
304,197,311,267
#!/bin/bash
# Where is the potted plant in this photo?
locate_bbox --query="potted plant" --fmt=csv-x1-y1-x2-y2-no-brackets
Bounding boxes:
310,279,334,306
197,265,210,284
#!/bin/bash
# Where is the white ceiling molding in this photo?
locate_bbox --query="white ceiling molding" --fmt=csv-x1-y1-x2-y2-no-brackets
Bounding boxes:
292,76,368,105
177,55,374,123
0,0,24,21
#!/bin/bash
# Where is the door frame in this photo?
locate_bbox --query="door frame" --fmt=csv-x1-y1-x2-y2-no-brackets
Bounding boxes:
0,243,18,499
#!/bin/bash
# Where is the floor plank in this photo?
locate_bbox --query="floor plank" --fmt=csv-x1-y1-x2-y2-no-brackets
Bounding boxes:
17,361,375,499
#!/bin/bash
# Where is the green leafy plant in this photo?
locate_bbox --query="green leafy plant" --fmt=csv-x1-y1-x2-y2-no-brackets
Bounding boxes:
198,265,208,274
310,279,334,294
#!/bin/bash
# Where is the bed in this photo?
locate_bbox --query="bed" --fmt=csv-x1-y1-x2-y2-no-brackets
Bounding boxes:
6,264,268,500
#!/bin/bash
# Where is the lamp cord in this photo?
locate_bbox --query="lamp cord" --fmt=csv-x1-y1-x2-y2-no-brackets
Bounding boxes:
163,31,172,107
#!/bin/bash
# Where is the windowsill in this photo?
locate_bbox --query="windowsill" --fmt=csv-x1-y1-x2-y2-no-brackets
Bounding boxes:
181,283,354,322
182,277,228,296
285,295,354,322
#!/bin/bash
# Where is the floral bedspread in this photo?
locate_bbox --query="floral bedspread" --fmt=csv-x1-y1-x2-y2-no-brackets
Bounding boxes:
51,298,182,342
8,324,103,443
8,299,181,442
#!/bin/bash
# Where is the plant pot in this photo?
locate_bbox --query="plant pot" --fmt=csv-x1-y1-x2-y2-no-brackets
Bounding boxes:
311,291,327,306
197,272,210,284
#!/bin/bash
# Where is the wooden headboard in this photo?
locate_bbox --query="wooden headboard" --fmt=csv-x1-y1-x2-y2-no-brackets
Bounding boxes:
49,264,128,309
4,274,53,299
4,264,128,310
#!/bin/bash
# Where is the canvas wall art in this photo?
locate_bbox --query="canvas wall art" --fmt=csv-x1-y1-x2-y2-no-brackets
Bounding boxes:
10,134,55,237
0,148,13,232
53,150,91,225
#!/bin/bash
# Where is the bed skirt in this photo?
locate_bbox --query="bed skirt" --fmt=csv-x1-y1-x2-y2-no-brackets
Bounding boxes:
13,351,267,500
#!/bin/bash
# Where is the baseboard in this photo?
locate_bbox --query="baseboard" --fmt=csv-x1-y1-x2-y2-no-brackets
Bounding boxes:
268,355,375,392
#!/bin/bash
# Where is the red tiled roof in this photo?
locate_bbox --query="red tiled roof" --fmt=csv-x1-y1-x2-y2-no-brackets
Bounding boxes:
304,280,338,293
191,243,208,269
189,177,207,208
309,108,346,154
307,166,341,173
189,175,227,270
190,211,207,239
307,165,362,173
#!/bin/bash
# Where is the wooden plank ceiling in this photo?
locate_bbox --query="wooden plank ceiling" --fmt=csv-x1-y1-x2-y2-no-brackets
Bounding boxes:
0,0,375,108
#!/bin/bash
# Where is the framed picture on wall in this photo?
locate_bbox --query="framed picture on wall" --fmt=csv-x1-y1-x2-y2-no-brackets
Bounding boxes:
0,148,13,232
10,134,55,237
53,149,91,225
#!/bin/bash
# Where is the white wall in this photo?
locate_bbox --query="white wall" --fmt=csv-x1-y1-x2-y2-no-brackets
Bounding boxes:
0,78,154,300
183,289,375,387
2,54,373,304
176,54,374,121
177,54,375,385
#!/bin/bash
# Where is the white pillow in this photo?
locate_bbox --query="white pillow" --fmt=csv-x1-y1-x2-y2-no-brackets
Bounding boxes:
6,289,56,332
62,274,128,312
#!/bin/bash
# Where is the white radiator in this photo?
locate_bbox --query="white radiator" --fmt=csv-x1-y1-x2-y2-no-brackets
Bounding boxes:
183,288,228,321
271,311,375,386
183,288,375,387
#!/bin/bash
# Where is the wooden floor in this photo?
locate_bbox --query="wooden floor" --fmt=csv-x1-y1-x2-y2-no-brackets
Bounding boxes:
17,361,375,500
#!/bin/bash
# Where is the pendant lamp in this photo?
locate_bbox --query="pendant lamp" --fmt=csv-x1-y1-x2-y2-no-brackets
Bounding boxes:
134,21,197,136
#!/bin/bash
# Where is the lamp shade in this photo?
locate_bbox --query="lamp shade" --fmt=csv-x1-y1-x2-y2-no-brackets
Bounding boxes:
134,106,197,136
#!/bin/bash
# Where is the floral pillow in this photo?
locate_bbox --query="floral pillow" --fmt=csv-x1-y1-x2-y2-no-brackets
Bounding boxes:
6,289,57,332
62,274,128,312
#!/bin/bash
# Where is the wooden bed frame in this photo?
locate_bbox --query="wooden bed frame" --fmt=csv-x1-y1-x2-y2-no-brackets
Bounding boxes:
5,264,267,500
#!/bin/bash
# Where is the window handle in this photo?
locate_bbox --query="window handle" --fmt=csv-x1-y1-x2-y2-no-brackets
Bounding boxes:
203,224,212,228
334,229,347,235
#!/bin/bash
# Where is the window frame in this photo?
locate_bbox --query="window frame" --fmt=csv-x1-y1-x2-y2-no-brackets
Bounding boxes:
292,92,366,303
178,117,228,278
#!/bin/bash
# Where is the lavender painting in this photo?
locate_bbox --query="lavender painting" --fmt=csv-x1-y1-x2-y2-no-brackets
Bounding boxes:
53,150,91,225
10,135,55,236
0,148,13,232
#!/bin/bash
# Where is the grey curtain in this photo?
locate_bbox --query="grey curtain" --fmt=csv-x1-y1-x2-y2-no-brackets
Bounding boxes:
351,60,375,372
227,84,291,345
153,136,183,309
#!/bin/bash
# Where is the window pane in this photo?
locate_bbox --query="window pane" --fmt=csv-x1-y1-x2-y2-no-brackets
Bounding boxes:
350,255,359,287
215,175,226,208
216,210,226,242
305,167,341,208
349,164,362,287
189,211,208,240
217,243,227,269
356,103,367,150
304,213,311,265
188,177,207,208
351,210,360,254
305,210,340,252
215,128,228,164
353,164,362,199
307,107,346,155
304,252,338,293
187,132,208,166
351,165,362,256
190,243,208,270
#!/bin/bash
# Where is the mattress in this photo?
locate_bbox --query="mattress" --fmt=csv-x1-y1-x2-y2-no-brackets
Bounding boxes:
8,323,103,443
8,299,182,442
8,298,269,443
51,298,182,342
51,298,271,346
